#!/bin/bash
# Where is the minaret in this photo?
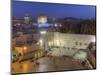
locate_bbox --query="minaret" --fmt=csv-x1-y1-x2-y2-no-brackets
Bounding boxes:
24,14,31,24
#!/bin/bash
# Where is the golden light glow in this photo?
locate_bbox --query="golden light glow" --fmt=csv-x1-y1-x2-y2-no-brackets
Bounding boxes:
15,47,23,51
14,46,28,54
23,46,27,50
38,15,47,23
39,39,43,46
56,40,60,46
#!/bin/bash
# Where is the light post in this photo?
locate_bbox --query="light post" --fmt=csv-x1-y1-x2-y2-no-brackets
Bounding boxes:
22,46,27,55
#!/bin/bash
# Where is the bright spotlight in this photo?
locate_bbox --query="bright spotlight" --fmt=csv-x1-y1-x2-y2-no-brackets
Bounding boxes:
40,31,47,34
39,39,43,46
55,24,58,27
92,37,95,42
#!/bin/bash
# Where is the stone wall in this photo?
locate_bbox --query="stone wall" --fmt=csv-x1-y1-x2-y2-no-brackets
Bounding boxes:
47,32,95,49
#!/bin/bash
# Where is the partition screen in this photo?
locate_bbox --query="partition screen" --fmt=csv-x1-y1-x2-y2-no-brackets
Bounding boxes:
12,0,96,74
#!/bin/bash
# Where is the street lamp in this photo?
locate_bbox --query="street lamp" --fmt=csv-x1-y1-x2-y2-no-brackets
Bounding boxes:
22,46,27,54
23,46,27,50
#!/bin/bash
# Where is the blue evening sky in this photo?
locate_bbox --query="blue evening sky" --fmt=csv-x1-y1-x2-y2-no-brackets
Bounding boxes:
12,1,96,19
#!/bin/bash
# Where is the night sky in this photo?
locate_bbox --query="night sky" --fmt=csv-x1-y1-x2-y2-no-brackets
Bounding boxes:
12,0,96,19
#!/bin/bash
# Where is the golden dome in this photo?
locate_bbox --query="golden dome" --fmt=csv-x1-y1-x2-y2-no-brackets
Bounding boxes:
37,15,47,23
